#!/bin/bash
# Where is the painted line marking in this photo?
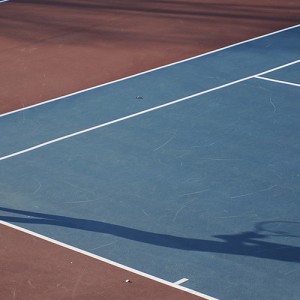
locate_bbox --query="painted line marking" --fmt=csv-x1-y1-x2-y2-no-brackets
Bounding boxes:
0,23,297,300
0,220,217,300
174,278,189,285
0,0,10,3
0,24,299,119
0,59,299,162
255,76,300,87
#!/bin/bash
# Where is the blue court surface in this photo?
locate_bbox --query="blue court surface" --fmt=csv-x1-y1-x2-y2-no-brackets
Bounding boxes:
1,25,300,300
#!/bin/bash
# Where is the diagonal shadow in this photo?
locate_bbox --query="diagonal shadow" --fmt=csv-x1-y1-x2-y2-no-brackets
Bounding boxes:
1,0,299,46
0,206,299,263
17,0,300,23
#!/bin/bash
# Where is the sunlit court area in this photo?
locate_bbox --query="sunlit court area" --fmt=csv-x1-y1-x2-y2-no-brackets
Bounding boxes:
0,1,300,299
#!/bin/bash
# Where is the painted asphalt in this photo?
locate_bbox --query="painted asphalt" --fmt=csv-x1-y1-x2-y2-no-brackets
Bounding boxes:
1,26,300,300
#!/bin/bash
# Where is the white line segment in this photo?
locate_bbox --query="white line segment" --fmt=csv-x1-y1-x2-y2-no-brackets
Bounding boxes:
174,278,189,285
0,0,10,3
0,220,217,300
255,76,300,87
0,59,299,162
0,24,299,119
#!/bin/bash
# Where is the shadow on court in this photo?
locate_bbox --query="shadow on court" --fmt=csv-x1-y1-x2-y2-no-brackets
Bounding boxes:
1,0,299,115
1,206,299,263
1,0,299,45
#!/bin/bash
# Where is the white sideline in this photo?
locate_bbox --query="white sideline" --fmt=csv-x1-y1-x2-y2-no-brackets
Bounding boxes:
0,220,218,300
0,59,299,162
0,24,299,119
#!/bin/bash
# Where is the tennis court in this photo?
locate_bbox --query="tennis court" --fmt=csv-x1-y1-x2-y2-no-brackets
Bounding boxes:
1,1,300,299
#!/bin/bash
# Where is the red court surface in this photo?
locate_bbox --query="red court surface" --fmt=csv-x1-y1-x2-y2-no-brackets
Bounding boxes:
0,223,206,300
0,0,299,114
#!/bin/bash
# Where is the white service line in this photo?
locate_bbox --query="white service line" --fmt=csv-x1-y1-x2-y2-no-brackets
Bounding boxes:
0,220,217,300
0,59,299,162
0,24,299,119
255,76,300,87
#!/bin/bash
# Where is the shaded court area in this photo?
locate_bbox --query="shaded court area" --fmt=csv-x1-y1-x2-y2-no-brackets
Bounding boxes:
0,0,300,113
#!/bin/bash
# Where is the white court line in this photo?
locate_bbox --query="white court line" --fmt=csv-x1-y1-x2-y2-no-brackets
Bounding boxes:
0,59,299,162
0,24,299,119
255,76,300,87
0,220,217,300
174,278,189,285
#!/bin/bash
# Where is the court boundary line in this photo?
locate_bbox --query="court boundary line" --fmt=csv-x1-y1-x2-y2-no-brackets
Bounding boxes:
0,59,299,162
255,76,300,87
0,220,217,300
0,24,299,119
